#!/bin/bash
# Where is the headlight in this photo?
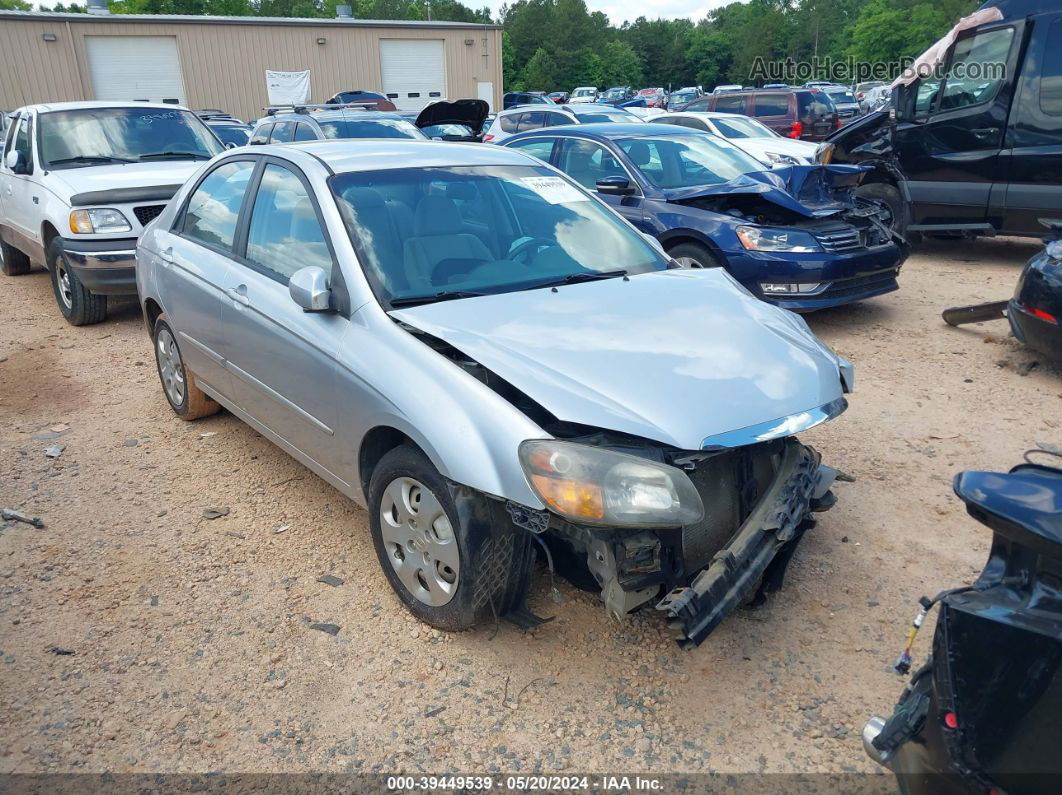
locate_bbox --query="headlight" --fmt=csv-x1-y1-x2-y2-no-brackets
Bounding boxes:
736,226,821,253
765,152,798,165
815,142,834,164
518,440,704,527
69,209,131,234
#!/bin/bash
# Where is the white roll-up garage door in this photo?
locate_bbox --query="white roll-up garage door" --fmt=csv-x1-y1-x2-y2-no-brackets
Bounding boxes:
86,36,186,105
380,39,446,111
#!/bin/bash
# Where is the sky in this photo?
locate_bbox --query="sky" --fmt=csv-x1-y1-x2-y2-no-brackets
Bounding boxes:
488,1,731,26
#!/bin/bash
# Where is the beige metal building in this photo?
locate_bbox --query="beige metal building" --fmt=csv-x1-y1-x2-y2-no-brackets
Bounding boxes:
0,9,503,121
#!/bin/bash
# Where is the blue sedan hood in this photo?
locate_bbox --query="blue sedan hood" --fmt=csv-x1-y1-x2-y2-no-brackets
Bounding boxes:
391,269,849,450
661,163,870,219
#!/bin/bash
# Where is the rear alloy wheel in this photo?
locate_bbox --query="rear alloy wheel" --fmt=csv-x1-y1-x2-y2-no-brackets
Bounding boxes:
1,239,31,276
47,237,107,326
667,241,722,269
152,314,220,420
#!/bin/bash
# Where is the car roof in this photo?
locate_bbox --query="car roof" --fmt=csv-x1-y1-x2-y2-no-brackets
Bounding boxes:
262,110,407,124
279,140,540,173
22,100,192,113
669,111,760,121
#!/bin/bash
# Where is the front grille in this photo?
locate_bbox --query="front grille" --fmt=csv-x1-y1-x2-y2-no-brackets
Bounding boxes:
133,205,166,226
816,226,862,253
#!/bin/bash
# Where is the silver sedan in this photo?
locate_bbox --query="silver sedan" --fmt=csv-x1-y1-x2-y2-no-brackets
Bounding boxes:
136,141,853,647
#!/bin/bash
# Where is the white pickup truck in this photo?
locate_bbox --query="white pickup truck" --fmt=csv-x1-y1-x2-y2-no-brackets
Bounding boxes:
0,101,224,325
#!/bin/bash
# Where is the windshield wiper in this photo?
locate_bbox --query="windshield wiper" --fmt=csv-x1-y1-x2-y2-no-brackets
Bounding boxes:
389,290,486,308
139,151,211,161
528,269,628,290
48,155,136,165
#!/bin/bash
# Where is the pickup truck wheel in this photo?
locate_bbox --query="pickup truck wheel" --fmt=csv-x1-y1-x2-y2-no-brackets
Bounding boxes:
152,314,219,420
855,183,909,238
47,238,107,326
369,445,498,632
668,242,721,269
1,240,31,276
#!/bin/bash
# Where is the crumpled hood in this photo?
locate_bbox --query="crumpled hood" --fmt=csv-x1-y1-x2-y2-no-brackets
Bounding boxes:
391,269,848,450
49,161,203,202
662,163,870,219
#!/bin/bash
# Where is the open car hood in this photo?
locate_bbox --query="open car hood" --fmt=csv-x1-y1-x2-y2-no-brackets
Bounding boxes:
414,99,490,135
661,163,870,219
391,269,849,450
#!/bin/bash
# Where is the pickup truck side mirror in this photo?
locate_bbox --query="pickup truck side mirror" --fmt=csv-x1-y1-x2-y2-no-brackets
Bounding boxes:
289,266,332,312
5,149,27,174
597,176,635,196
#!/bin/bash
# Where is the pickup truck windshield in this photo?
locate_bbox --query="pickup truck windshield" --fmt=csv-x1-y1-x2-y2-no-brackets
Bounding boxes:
331,165,667,306
39,108,222,168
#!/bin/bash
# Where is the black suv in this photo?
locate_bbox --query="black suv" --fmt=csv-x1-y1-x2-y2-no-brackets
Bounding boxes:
823,0,1062,239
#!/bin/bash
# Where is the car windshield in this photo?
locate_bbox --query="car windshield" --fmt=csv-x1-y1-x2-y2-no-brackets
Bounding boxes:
574,109,635,123
671,91,698,104
618,135,764,188
212,125,251,146
331,165,667,305
602,88,626,100
709,115,777,139
573,89,595,97
319,118,425,140
38,107,223,167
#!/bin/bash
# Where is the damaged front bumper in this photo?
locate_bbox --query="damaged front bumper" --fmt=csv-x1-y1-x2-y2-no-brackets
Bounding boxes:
656,439,835,648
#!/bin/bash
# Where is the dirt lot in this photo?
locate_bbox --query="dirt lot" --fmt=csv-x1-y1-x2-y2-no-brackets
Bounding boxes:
1,236,1059,777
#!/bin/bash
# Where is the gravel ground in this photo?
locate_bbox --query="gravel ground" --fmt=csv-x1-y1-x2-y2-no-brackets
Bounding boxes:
1,236,1059,777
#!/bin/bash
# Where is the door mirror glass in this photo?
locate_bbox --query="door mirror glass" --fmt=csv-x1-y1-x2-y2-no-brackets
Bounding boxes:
4,150,20,171
289,266,332,312
596,176,634,195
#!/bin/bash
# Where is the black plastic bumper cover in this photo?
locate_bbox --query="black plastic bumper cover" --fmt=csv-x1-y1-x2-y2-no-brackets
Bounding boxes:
656,439,834,648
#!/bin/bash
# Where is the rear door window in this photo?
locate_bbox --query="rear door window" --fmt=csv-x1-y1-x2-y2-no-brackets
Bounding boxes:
506,138,558,163
180,160,256,253
518,112,547,131
714,95,747,113
543,112,573,127
269,121,295,143
753,94,790,117
293,123,317,142
499,113,521,133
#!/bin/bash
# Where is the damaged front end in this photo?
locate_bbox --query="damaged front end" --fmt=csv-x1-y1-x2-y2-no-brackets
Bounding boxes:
513,433,837,649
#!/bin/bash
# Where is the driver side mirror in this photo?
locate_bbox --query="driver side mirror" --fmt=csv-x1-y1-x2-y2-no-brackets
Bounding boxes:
224,142,238,150
596,176,635,196
289,266,332,312
5,149,27,174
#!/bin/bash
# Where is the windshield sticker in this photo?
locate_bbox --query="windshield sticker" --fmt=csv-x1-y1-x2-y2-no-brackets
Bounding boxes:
520,176,589,204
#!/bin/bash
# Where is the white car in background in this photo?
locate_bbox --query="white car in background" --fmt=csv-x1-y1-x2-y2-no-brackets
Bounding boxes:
650,111,819,167
569,86,599,103
483,103,640,144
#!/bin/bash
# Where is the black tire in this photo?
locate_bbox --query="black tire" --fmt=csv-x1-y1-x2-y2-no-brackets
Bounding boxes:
667,241,722,269
368,445,533,631
1,239,31,276
47,237,107,326
152,314,220,420
855,182,910,239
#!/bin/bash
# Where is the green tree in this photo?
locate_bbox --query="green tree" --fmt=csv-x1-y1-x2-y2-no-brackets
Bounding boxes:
0,0,33,8
599,39,643,87
520,46,557,89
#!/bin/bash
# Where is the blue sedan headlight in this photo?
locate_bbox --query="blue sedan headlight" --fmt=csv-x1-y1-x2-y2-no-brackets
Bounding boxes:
736,226,822,253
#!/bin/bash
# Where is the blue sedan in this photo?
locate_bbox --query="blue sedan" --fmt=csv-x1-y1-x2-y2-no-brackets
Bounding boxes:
502,124,907,311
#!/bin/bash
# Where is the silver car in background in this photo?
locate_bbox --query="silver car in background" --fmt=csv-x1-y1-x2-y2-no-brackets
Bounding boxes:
136,141,853,647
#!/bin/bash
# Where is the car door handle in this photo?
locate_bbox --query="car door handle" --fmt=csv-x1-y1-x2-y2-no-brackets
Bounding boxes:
227,285,250,307
971,128,999,143
158,246,174,264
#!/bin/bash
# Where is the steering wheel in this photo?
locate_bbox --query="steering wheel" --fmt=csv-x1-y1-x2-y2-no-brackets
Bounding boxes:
508,237,557,263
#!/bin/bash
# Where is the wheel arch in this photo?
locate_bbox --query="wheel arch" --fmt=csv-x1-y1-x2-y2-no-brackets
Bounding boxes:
143,298,164,337
40,221,61,269
658,229,725,258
